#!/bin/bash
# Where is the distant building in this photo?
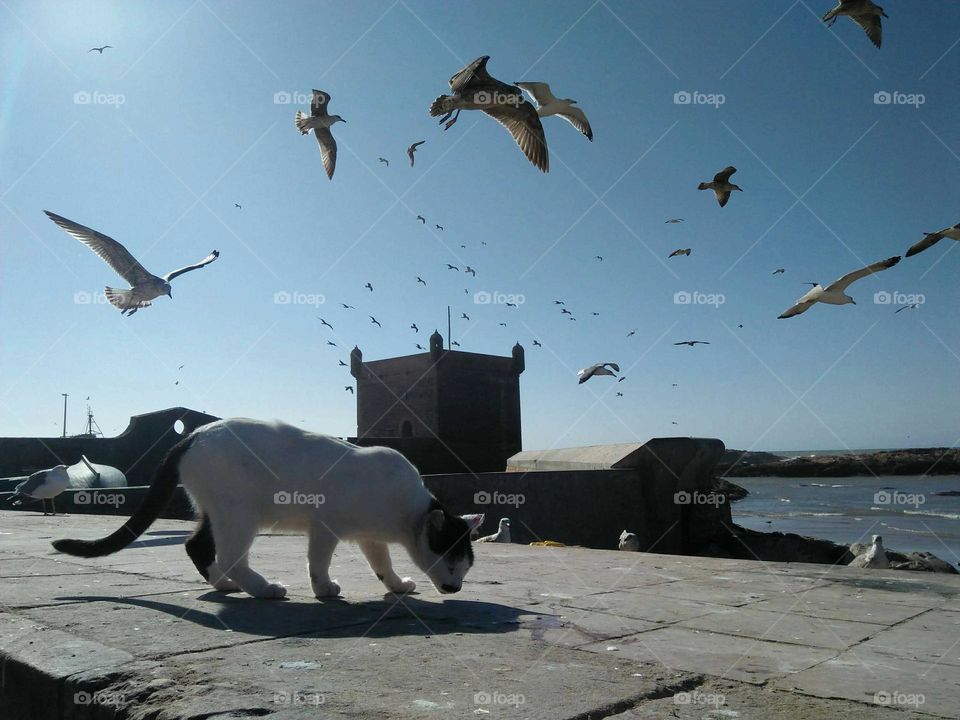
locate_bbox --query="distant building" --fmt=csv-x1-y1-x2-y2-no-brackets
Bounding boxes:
350,331,524,473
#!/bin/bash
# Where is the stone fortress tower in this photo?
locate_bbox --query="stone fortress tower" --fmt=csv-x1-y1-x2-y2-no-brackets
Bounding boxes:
349,331,524,473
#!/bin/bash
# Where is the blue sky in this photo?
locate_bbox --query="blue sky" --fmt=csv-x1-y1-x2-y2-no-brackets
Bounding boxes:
1,0,959,453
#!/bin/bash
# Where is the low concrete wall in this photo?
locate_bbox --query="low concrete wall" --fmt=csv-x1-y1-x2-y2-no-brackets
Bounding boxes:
5,437,727,554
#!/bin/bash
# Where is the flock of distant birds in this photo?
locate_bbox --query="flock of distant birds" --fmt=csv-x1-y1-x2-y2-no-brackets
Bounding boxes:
45,1,955,401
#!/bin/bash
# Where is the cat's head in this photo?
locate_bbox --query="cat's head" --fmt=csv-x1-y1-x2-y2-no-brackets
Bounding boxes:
412,500,484,594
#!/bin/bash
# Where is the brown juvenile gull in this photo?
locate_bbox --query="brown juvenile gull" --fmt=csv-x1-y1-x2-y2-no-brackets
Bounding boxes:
577,362,620,384
295,90,345,180
407,141,425,166
515,81,593,141
430,56,549,173
698,166,742,207
822,0,887,49
905,223,960,258
778,256,901,319
45,211,218,316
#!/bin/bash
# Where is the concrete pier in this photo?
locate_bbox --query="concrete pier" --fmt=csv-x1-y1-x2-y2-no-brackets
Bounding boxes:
1,510,958,719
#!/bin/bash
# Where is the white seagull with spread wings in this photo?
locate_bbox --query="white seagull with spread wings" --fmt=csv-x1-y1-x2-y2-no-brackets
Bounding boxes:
295,90,346,180
577,362,620,384
45,211,219,316
515,82,593,141
778,256,900,319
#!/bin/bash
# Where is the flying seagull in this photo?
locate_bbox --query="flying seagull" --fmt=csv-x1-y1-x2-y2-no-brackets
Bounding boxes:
895,303,920,314
338,360,347,366
515,81,593,141
533,340,542,347
416,276,427,285
234,203,242,209
617,377,625,383
505,302,517,308
341,303,355,309
627,329,637,337
417,215,426,224
669,248,692,258
45,211,219,316
452,341,461,347
345,386,354,394
616,392,623,397
88,45,112,54
369,316,382,328
499,322,507,327
365,282,374,291
295,90,345,180
905,223,960,258
378,157,389,167
447,264,459,271
410,323,419,333
773,268,786,275
578,362,620,384
326,341,338,347
778,256,901,318
698,166,742,207
318,318,333,329
407,140,426,166
430,55,549,173
665,218,684,224
822,0,887,49
553,300,565,305
594,255,603,261
416,344,425,350
561,308,572,315
461,313,470,320
465,266,476,276
674,340,710,347
435,224,444,231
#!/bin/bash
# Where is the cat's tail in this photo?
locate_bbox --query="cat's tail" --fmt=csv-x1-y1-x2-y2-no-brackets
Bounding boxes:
52,433,196,557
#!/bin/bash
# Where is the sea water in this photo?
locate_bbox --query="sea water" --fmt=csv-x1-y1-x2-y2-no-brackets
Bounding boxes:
732,475,960,565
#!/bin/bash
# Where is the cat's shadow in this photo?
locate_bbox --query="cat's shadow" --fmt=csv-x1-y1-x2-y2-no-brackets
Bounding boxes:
55,590,537,639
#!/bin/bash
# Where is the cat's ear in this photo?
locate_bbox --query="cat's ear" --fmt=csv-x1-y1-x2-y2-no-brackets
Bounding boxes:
461,513,485,533
428,509,446,532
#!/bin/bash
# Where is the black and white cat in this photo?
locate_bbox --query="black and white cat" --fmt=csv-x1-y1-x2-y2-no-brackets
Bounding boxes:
53,419,484,598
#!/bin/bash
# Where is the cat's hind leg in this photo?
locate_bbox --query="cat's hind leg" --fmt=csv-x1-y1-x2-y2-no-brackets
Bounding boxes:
307,525,341,597
359,540,416,594
185,512,239,591
210,512,286,599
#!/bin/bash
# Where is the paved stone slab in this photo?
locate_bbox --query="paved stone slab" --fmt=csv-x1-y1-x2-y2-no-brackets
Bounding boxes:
749,584,940,625
606,680,929,719
558,588,720,625
677,605,886,650
580,626,838,684
776,647,960,719
855,609,960,667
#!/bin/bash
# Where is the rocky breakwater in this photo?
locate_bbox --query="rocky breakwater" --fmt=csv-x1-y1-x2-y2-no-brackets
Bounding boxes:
719,448,960,478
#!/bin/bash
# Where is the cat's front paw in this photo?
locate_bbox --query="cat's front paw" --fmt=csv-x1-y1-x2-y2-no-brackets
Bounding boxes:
389,577,416,594
212,577,240,592
312,579,341,598
251,582,287,599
